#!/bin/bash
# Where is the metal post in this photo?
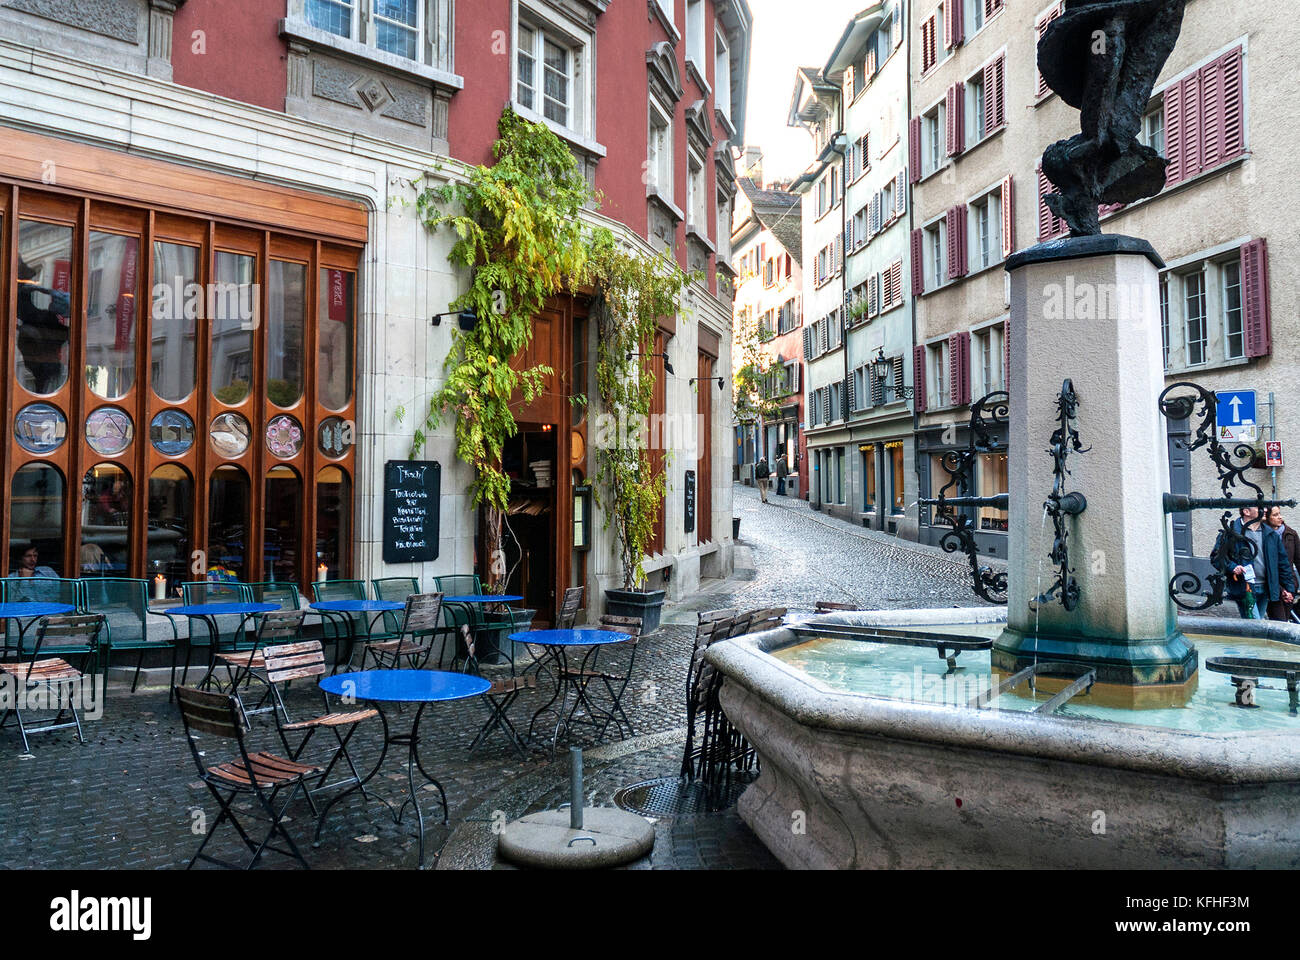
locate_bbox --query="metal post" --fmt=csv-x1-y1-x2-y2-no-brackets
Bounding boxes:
569,747,583,830
1269,392,1277,498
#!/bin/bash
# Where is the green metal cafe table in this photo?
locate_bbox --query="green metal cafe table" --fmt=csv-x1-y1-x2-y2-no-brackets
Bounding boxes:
316,669,491,868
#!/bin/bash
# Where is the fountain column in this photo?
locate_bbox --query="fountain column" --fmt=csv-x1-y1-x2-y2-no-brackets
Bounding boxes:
993,236,1197,705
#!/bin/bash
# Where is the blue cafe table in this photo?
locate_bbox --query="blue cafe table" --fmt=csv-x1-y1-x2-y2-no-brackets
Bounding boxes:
509,628,632,756
309,600,405,670
0,602,76,656
161,602,279,690
443,595,524,667
316,669,491,868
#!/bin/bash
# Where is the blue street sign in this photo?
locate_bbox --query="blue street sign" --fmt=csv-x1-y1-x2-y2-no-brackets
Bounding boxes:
1217,390,1256,428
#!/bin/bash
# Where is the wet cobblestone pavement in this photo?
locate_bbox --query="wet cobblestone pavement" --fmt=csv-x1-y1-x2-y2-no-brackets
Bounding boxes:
1,483,995,870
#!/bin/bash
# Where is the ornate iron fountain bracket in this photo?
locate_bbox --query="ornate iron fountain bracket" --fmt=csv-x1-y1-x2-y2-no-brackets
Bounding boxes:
919,390,1009,604
1033,380,1089,612
1158,381,1281,610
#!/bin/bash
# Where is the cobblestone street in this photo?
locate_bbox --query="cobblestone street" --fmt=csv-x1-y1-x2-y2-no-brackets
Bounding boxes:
2,483,994,871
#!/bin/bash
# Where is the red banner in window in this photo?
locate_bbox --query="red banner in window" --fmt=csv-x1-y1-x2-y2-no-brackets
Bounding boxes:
52,258,71,322
326,269,348,324
115,241,138,351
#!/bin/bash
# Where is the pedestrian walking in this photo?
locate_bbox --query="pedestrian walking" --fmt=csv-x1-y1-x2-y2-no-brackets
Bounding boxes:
775,455,788,497
1211,505,1296,619
755,456,770,503
1264,505,1300,621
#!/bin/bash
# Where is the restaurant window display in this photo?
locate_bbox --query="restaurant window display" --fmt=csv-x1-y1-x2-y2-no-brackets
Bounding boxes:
1,183,360,590
978,452,1010,531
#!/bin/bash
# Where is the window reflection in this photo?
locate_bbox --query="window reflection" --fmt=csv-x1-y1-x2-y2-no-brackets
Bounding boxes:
82,463,132,576
8,463,65,577
268,261,306,407
85,232,139,400
15,221,74,395
207,465,249,582
265,466,302,583
318,269,354,410
148,464,193,598
211,252,256,405
316,466,351,579
151,242,199,402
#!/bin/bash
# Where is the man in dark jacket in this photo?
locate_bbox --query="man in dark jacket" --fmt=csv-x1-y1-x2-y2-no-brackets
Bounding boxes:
775,455,788,496
755,457,770,503
1211,505,1297,619
1265,506,1300,621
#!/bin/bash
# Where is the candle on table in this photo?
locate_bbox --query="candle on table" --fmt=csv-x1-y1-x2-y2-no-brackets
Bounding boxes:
154,575,167,600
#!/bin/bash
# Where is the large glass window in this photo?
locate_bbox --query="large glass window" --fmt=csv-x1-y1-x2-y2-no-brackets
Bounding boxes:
151,242,199,402
148,464,193,598
862,446,876,512
15,220,73,395
319,268,355,410
85,232,139,400
978,452,1009,531
267,261,306,408
265,466,302,583
9,463,65,577
81,463,132,577
211,252,256,405
208,465,250,582
1222,260,1244,360
373,0,419,60
888,442,905,514
316,467,352,580
1184,269,1207,366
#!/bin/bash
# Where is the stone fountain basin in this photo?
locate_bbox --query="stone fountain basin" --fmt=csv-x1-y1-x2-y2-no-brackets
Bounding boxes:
706,607,1300,869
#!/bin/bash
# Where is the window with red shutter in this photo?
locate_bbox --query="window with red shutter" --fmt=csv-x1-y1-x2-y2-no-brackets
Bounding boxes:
958,331,972,404
1037,166,1066,240
1220,47,1246,160
1035,4,1063,99
1164,79,1185,186
984,55,1006,132
914,344,928,412
911,227,925,295
909,117,923,183
947,82,965,156
946,204,968,280
950,0,964,48
1241,238,1271,358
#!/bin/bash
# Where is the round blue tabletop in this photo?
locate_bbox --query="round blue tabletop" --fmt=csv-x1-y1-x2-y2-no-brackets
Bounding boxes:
507,628,630,646
443,595,524,604
310,600,405,612
163,603,280,617
319,670,491,703
0,601,75,618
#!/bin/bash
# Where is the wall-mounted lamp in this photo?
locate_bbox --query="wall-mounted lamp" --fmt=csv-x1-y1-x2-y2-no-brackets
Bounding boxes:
627,351,674,376
873,347,914,399
689,376,726,391
431,309,478,330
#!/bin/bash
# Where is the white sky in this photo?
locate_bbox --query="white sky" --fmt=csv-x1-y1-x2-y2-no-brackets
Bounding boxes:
742,0,868,184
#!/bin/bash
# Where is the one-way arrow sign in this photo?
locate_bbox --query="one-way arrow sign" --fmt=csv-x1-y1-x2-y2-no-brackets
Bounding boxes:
1217,390,1257,443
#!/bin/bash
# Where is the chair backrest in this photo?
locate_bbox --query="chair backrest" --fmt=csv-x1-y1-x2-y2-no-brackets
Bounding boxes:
434,574,482,596
175,685,243,741
557,585,585,629
373,577,419,633
697,607,738,625
310,579,368,603
598,613,642,639
29,613,104,658
743,607,786,635
262,639,327,686
81,578,149,646
402,593,444,636
255,609,305,646
182,581,250,605
245,581,301,610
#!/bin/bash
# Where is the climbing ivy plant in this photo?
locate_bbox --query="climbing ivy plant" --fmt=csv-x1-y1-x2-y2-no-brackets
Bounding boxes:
587,232,696,590
410,107,592,589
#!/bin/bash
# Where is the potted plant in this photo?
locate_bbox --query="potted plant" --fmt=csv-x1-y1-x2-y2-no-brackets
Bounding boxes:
588,235,694,634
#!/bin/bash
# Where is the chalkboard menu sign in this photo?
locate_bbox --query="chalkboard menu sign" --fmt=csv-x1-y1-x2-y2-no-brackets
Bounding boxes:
684,469,696,534
383,461,441,564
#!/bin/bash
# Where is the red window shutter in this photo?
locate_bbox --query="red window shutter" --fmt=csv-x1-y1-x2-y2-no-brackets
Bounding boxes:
1181,72,1204,178
1003,319,1011,390
947,82,965,156
958,331,972,404
1163,78,1185,187
1221,46,1246,162
947,204,968,279
845,65,855,103
943,0,953,49
1200,56,1225,170
984,55,1006,131
948,334,961,406
950,0,964,48
1001,174,1014,258
1037,166,1065,239
911,227,925,295
1241,238,1272,358
914,344,928,412
921,16,935,72
1036,5,1062,98
984,0,1003,16
909,116,923,183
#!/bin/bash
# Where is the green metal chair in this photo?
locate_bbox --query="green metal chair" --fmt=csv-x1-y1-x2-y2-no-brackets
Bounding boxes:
3,577,84,657
1,613,105,752
310,580,395,671
179,581,254,685
433,574,482,596
371,577,419,635
82,578,181,697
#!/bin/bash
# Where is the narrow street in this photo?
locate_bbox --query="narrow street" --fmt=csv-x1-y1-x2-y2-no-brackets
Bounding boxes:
667,483,999,623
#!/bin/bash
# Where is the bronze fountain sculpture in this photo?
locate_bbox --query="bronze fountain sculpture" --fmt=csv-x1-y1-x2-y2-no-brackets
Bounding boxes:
1039,0,1189,237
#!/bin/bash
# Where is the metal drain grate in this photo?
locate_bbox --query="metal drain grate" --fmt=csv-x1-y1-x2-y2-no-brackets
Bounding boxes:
613,776,752,818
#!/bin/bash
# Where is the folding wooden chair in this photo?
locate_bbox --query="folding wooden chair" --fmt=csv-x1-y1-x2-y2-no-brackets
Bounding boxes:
175,685,320,870
213,609,304,727
556,585,585,629
361,593,445,670
1,614,103,752
261,639,380,813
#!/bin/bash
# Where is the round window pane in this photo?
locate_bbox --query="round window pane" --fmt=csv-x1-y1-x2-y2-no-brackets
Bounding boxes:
86,407,134,457
266,414,304,459
150,409,196,456
15,403,67,454
210,412,251,459
318,416,352,458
